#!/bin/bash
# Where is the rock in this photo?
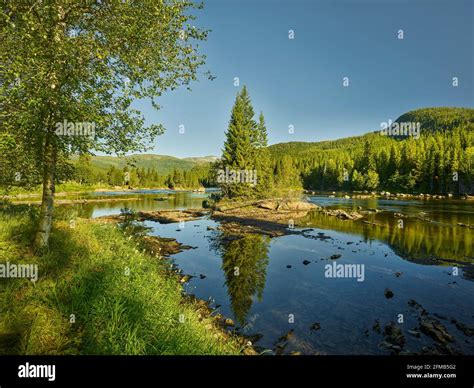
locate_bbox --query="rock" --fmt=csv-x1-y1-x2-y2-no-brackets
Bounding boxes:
206,226,215,231
373,319,381,334
257,200,279,211
310,323,321,331
408,299,422,308
383,322,406,348
289,351,302,355
368,208,381,213
302,260,311,265
199,274,207,280
138,209,207,224
278,200,318,211
257,199,318,212
222,318,235,327
394,272,403,278
329,254,342,260
394,212,406,218
277,329,295,343
323,209,364,220
450,319,474,337
180,275,194,283
384,288,394,299
420,318,453,344
408,329,421,338
380,341,402,352
286,265,292,269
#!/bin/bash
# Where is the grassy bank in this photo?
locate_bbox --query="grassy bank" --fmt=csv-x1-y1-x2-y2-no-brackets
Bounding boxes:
0,206,243,355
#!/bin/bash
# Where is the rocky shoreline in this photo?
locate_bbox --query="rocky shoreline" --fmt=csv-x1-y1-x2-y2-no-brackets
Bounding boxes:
304,190,474,200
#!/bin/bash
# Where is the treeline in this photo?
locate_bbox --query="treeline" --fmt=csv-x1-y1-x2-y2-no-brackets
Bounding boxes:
216,96,474,198
269,108,474,195
73,154,213,189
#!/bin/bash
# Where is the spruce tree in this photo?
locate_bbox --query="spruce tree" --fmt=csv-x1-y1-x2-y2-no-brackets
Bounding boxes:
220,86,257,198
254,112,273,198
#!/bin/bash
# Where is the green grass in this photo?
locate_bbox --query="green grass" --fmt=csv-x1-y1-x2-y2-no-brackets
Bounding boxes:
0,206,242,355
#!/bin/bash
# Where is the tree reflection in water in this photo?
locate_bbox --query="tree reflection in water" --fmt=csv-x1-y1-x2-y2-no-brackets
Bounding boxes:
220,234,270,325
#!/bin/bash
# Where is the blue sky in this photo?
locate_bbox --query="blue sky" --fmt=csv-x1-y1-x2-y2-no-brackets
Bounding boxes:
135,0,473,158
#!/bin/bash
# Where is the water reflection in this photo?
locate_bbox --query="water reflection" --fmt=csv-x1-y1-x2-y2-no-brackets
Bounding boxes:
300,210,474,267
55,191,207,218
220,235,270,325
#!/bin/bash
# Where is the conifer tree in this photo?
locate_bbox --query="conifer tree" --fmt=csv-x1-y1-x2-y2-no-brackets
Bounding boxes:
219,88,276,198
253,112,273,197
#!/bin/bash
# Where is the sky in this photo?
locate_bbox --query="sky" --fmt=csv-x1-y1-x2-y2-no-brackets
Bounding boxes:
134,0,473,158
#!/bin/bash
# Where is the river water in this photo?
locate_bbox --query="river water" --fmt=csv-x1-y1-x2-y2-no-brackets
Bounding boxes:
64,190,474,355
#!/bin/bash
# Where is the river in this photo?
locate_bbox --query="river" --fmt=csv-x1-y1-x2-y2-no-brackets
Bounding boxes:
60,190,474,355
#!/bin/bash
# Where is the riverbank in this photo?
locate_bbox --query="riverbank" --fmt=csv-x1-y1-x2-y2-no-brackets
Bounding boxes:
1,183,207,201
0,206,250,355
303,190,474,200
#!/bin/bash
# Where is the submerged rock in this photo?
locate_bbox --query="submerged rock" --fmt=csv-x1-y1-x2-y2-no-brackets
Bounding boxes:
323,209,364,220
408,329,421,338
302,260,311,265
138,209,208,224
384,289,394,299
420,318,453,344
450,319,474,337
310,323,321,331
383,322,406,349
373,320,381,334
277,329,295,343
329,254,342,260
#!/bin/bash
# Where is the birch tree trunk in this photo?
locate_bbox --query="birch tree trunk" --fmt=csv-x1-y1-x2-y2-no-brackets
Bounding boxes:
34,133,57,251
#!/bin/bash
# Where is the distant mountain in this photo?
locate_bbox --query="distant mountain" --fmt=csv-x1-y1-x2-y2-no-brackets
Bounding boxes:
89,154,217,175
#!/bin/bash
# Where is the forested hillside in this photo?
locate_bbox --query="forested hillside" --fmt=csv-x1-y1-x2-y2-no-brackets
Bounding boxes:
72,154,215,189
269,107,474,194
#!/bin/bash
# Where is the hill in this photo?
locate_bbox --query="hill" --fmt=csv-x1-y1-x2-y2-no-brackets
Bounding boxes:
89,154,217,176
268,107,474,194
269,107,474,158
